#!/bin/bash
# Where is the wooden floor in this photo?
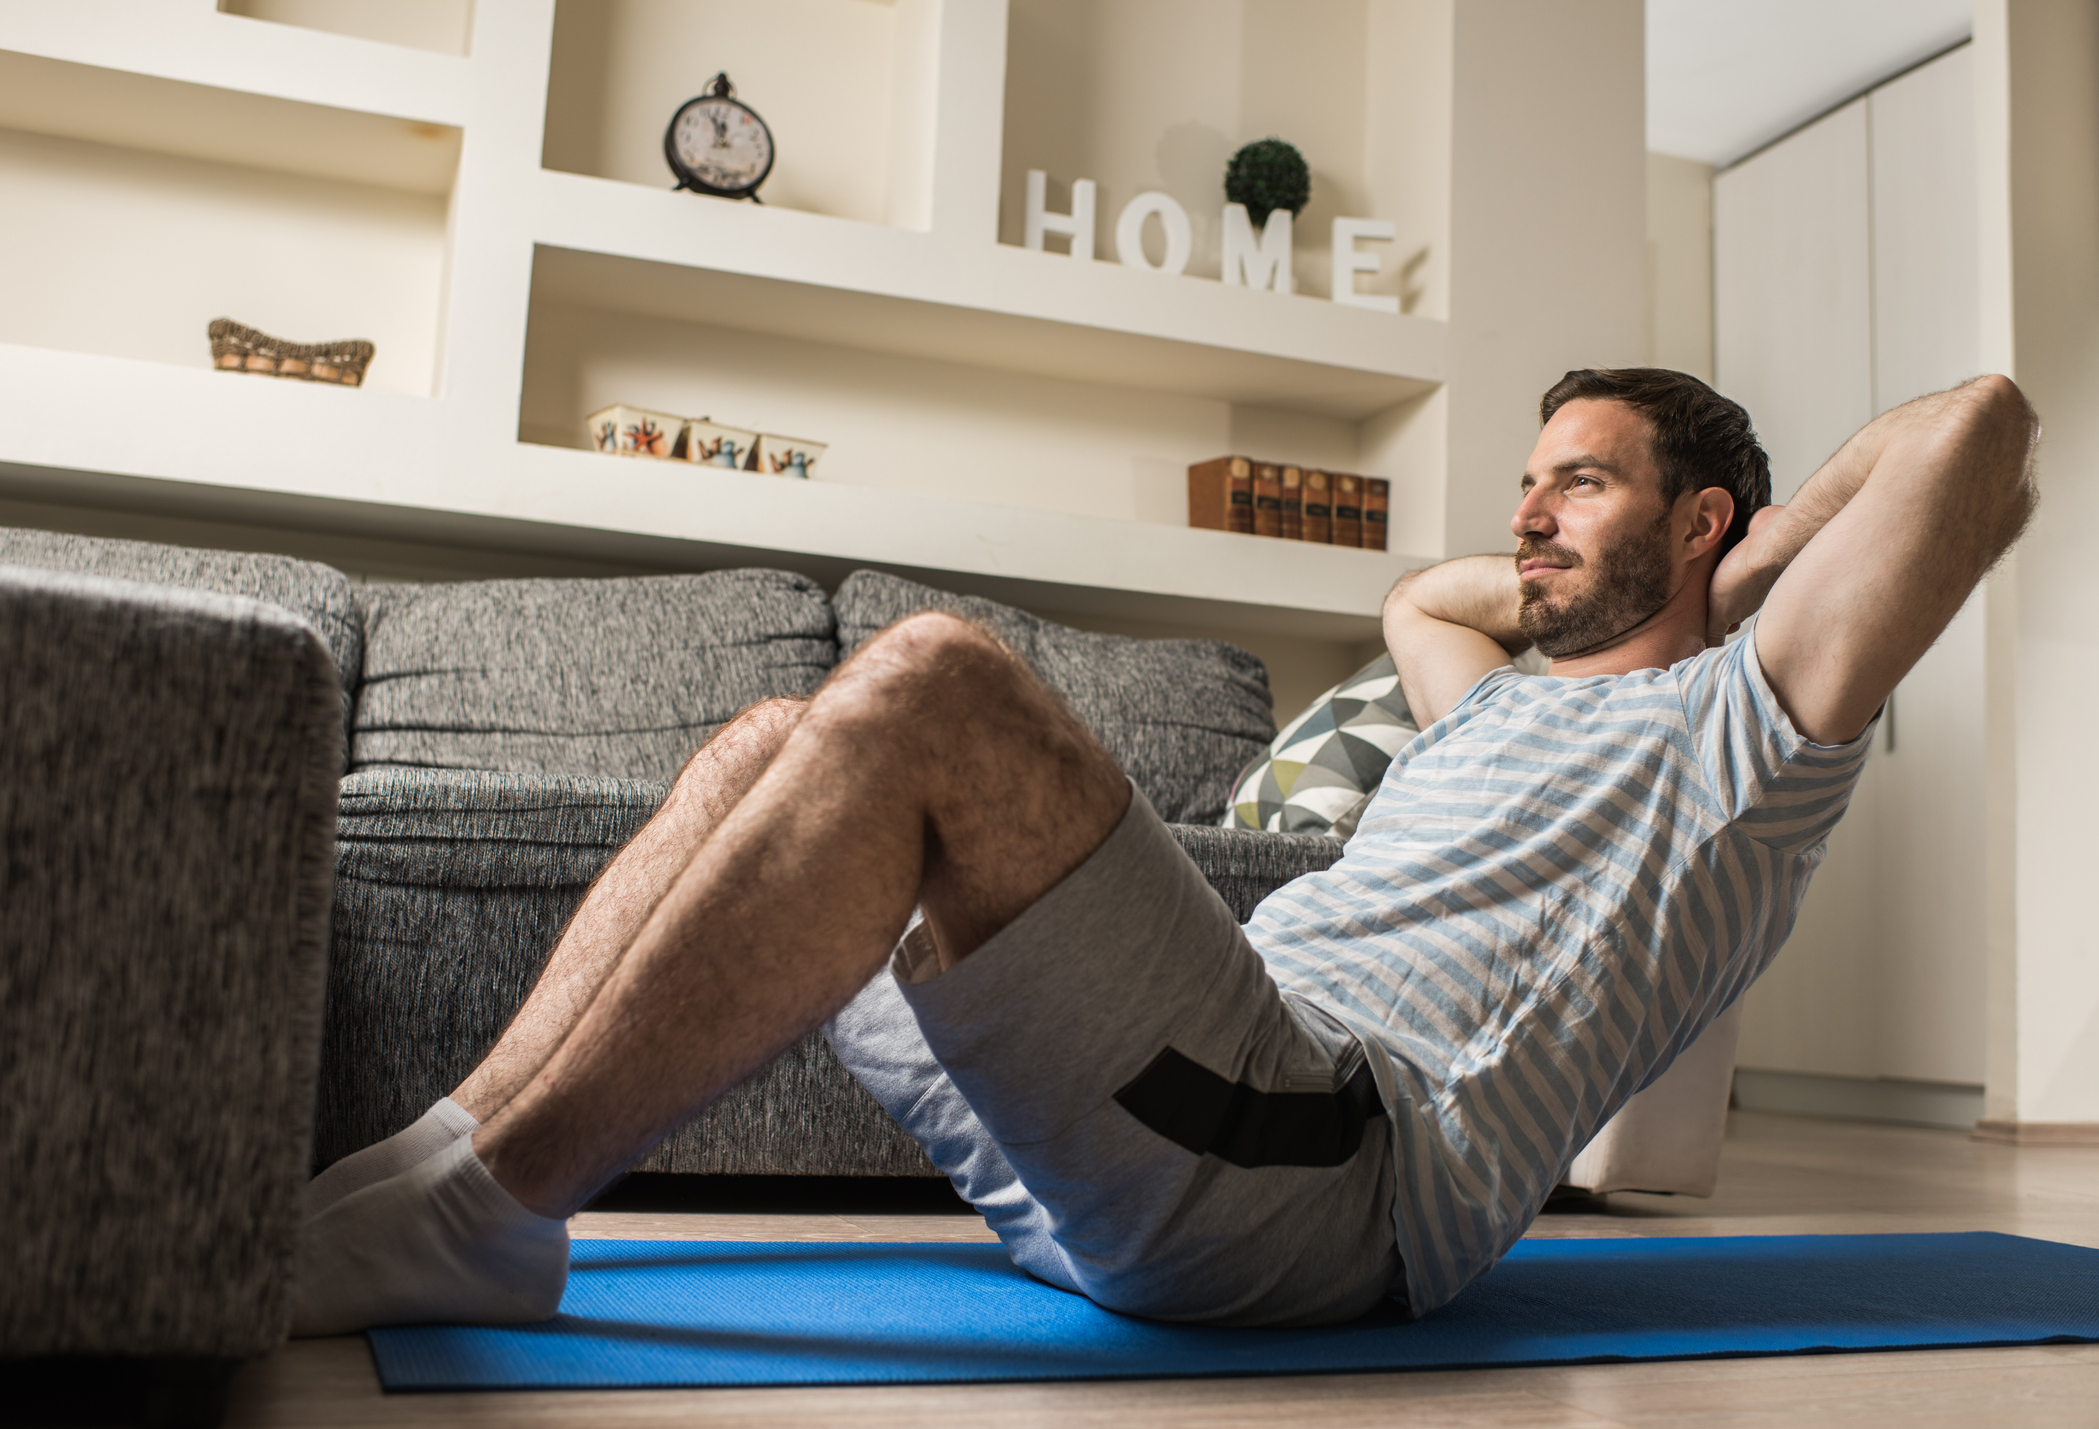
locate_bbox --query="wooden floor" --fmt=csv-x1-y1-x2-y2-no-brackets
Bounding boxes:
225,1112,2099,1428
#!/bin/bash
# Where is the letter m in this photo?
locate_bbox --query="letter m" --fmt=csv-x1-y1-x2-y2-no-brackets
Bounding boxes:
1221,204,1293,293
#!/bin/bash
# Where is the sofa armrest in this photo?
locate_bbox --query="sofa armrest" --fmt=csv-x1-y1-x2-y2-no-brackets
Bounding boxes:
1167,823,1345,922
0,568,341,1360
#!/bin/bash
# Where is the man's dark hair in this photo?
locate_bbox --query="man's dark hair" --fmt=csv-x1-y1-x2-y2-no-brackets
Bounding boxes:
1539,368,1771,556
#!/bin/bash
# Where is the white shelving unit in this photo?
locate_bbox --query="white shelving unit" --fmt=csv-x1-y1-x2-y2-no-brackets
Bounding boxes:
0,0,1461,644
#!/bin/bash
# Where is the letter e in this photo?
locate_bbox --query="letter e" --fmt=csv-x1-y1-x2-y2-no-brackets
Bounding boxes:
1331,217,1399,313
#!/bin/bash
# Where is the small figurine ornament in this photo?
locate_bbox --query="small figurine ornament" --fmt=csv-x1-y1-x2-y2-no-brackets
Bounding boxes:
664,73,775,202
1224,138,1311,227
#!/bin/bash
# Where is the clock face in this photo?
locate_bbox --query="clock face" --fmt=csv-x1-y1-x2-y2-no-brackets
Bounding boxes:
670,97,773,193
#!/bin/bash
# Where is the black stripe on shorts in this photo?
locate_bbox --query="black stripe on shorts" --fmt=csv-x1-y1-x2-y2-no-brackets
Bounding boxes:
1113,1046,1387,1169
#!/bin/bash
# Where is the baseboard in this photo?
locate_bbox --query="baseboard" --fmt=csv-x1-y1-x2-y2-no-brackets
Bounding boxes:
1970,1119,2099,1147
1731,1068,1985,1131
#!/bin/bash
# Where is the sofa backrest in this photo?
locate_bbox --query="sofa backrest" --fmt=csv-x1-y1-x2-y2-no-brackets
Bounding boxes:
0,527,1275,820
351,570,836,780
832,571,1275,826
0,528,363,758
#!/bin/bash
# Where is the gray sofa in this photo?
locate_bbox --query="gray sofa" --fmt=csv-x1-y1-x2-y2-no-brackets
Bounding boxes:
0,562,342,1425
0,527,1343,1397
322,559,1340,1177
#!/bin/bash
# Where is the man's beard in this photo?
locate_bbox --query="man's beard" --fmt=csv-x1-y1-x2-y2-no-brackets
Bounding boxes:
1516,510,1675,659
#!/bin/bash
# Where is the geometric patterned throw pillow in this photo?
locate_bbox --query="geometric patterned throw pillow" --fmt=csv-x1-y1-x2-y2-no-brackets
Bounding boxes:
1222,652,1419,838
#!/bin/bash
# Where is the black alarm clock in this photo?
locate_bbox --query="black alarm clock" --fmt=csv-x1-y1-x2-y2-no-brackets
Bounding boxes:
664,73,774,202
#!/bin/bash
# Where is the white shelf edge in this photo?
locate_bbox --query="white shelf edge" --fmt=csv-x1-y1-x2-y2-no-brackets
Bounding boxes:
0,2,471,130
0,345,1413,638
527,170,1446,410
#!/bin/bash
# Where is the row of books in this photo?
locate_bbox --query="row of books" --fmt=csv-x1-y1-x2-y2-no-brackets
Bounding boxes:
1186,457,1390,550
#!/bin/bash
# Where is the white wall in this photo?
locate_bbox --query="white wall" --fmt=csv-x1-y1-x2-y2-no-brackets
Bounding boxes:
1646,151,1714,381
1439,0,1648,558
1976,0,2099,1131
1717,45,1989,1092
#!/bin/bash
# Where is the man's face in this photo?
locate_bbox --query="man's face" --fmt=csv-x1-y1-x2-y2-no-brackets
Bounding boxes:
1510,399,1678,659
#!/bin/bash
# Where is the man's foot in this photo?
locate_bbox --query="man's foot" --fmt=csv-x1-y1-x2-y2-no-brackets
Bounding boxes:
292,1135,569,1337
304,1097,480,1219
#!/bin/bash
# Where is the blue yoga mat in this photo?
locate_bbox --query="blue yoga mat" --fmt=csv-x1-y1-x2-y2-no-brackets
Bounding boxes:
369,1232,2099,1391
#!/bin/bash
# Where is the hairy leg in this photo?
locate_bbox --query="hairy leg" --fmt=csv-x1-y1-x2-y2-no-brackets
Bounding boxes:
451,697,808,1122
305,697,812,1218
474,612,1131,1217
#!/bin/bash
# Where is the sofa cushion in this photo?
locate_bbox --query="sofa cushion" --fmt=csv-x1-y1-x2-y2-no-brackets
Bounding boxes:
1224,652,1420,838
831,571,1274,825
0,527,362,751
1164,823,1345,920
352,569,837,781
321,767,931,1176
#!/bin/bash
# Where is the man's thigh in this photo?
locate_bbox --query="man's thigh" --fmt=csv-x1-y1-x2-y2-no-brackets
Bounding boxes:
825,787,1401,1328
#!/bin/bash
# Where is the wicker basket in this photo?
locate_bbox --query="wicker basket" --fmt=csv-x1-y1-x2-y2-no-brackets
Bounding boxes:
208,318,374,386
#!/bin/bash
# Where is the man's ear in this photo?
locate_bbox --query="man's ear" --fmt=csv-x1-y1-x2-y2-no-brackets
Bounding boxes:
1684,487,1735,562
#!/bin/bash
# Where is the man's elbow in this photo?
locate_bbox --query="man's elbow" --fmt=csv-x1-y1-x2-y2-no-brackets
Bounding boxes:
1383,568,1425,622
1965,373,2040,456
1962,373,2041,548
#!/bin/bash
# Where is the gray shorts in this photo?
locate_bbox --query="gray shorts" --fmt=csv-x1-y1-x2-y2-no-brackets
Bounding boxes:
822,786,1403,1327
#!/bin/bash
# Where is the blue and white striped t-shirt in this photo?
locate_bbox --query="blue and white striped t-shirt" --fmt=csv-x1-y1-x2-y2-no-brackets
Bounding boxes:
1244,629,1874,1315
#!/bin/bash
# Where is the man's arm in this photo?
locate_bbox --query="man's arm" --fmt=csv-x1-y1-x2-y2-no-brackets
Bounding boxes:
1721,375,2037,745
1383,555,1527,728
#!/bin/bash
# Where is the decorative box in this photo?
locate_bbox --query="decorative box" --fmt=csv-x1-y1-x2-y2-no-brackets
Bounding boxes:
755,433,826,479
681,419,760,470
208,317,374,386
586,405,682,459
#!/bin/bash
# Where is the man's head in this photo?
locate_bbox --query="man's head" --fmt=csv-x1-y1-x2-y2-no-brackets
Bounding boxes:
1513,368,1771,660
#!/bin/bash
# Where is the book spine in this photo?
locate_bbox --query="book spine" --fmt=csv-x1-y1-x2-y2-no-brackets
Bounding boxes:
1252,463,1283,537
1186,456,1255,533
1279,466,1303,540
1364,478,1389,551
1302,470,1333,544
1333,474,1364,548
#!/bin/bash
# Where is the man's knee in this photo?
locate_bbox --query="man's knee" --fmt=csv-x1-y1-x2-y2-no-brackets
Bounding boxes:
671,696,806,795
736,695,808,741
862,610,1011,675
833,611,1032,717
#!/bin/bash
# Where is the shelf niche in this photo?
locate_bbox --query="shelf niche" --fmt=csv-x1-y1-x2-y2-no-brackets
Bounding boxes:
0,51,456,397
518,243,1442,554
216,0,475,56
998,0,1450,316
542,0,941,231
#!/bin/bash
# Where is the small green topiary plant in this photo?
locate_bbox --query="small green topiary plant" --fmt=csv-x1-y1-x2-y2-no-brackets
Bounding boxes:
1224,138,1311,226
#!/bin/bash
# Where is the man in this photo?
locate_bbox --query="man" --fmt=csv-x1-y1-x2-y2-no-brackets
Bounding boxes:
295,368,2036,1334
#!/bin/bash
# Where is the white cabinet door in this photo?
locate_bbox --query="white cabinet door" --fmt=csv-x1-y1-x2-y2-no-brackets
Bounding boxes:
1717,48,1985,1089
1866,45,1986,1085
1715,99,1873,503
1716,99,1880,1077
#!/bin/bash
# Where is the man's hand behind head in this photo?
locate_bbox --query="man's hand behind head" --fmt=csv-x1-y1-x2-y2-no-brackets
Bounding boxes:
1706,504,1788,647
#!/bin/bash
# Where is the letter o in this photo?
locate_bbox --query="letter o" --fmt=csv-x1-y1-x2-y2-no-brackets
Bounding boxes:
1115,192,1193,275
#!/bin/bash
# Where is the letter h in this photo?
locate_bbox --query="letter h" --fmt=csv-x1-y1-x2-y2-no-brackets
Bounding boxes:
1025,169,1096,261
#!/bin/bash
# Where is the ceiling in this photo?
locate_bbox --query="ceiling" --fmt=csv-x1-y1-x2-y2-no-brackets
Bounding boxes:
1647,0,1972,168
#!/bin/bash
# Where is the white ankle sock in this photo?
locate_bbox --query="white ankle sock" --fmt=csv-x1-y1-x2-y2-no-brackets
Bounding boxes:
292,1135,569,1337
304,1097,480,1220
